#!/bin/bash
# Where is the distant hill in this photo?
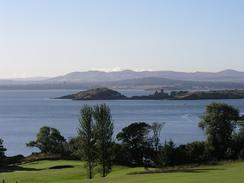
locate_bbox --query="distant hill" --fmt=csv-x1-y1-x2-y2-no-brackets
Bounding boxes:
1,77,244,90
47,69,244,83
1,69,244,90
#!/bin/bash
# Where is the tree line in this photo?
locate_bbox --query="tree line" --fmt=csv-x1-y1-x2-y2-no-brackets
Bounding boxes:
1,102,244,180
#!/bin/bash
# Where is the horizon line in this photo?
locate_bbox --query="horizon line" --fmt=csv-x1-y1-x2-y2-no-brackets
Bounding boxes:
0,68,243,80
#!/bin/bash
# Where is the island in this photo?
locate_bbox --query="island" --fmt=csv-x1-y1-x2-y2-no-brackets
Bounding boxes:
57,88,171,100
57,87,127,100
57,87,244,100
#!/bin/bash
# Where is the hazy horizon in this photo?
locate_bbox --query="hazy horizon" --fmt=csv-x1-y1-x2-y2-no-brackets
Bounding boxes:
0,68,243,80
1,0,244,78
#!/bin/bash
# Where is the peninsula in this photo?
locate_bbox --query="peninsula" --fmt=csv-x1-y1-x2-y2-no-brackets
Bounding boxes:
57,88,244,100
173,90,244,100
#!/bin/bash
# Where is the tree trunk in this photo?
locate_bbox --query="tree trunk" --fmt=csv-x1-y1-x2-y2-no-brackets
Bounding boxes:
89,162,92,179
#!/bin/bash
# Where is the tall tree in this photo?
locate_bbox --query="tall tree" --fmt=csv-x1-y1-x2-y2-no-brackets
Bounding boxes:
0,138,6,166
27,126,66,154
199,103,240,159
116,122,150,166
78,105,96,179
93,104,114,177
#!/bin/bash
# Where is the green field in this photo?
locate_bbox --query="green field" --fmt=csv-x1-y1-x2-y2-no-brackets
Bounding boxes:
1,160,244,183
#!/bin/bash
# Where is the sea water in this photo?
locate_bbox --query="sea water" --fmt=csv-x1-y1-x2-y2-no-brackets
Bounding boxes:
0,89,244,156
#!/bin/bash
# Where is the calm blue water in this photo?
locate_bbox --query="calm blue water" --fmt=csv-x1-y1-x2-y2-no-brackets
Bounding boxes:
0,89,244,156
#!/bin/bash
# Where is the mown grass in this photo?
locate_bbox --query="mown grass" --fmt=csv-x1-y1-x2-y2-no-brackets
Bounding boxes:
1,160,244,183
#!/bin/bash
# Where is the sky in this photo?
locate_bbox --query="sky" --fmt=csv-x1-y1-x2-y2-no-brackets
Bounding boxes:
0,0,244,78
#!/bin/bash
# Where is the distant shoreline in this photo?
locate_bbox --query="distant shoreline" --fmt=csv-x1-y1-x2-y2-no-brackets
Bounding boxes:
57,88,244,101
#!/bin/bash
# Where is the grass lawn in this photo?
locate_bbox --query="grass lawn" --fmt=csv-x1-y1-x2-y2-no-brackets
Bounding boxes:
1,160,244,183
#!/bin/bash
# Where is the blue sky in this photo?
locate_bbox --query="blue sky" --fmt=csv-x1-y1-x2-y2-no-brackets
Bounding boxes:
0,0,243,78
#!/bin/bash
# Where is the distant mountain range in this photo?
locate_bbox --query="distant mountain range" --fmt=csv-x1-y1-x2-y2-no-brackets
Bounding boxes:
47,69,244,83
1,69,244,90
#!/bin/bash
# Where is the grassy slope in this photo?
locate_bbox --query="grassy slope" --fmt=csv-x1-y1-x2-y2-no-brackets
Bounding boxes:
1,160,244,183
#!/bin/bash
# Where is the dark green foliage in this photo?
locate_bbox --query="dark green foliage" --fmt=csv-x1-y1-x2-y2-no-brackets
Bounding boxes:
0,139,6,158
27,126,66,154
199,103,240,159
159,140,176,166
93,104,114,177
116,122,151,166
67,136,83,159
184,141,209,163
107,102,244,168
0,138,6,166
69,104,114,178
78,105,96,179
230,123,244,159
237,124,244,158
151,141,210,167
112,143,130,166
177,141,210,164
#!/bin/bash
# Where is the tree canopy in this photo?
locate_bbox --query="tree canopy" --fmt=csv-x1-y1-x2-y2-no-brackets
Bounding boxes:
27,126,66,154
199,103,240,159
116,122,151,166
78,105,96,179
93,104,114,177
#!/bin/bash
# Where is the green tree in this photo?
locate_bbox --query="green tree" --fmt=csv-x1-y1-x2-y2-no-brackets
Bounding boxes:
27,126,66,154
184,141,207,163
161,140,176,166
231,120,244,159
199,103,240,159
0,138,6,166
93,104,114,177
67,136,83,159
78,105,96,179
116,122,150,166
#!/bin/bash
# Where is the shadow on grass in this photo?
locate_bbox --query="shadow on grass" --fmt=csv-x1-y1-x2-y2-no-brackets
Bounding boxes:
48,165,74,169
127,167,225,175
0,164,75,173
0,165,41,173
